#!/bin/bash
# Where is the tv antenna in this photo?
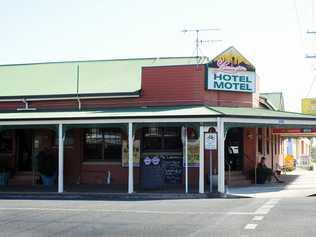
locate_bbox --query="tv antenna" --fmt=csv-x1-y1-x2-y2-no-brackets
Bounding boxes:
182,28,222,64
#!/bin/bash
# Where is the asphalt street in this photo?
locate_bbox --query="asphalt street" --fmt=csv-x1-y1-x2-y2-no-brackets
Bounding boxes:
0,197,315,237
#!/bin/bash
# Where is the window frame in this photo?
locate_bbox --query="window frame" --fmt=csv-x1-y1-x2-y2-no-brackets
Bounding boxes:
84,128,123,162
142,127,182,152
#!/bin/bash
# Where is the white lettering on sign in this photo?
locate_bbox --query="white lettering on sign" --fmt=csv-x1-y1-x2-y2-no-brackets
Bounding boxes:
205,133,217,150
207,68,256,93
216,59,247,72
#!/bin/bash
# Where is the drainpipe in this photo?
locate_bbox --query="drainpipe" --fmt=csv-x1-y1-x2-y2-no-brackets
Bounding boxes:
76,65,81,110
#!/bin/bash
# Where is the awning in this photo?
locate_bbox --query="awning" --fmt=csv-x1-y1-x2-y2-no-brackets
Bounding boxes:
0,105,315,128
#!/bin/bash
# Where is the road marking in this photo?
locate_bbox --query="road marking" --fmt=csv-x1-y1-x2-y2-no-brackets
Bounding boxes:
260,204,275,209
266,199,280,205
245,199,280,232
227,212,256,215
254,208,270,215
0,207,256,216
252,216,264,221
244,224,257,230
254,198,280,214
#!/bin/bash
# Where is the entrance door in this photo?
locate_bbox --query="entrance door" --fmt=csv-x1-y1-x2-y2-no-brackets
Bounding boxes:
225,128,244,171
140,127,183,190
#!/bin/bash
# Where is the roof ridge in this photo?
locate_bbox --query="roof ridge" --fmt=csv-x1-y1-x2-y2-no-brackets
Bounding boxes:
0,56,209,67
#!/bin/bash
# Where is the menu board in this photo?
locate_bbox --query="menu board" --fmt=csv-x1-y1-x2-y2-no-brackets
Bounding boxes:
162,156,183,184
141,154,183,189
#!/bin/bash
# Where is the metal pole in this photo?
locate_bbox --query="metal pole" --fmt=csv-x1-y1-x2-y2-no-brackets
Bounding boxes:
209,149,213,193
128,122,134,194
58,124,64,193
199,125,204,194
185,127,188,193
217,118,225,193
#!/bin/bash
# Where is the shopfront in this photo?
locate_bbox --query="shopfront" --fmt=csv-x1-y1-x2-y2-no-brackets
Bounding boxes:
0,47,316,194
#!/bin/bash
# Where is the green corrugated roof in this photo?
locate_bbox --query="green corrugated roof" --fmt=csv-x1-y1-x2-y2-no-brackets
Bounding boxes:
0,57,207,99
0,105,218,121
260,92,285,111
0,105,315,121
209,106,315,119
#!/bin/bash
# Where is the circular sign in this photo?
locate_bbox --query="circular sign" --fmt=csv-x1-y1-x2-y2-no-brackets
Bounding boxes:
151,156,160,165
144,157,152,165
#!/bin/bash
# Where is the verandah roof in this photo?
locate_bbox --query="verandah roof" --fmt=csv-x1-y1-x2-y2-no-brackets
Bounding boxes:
0,105,314,124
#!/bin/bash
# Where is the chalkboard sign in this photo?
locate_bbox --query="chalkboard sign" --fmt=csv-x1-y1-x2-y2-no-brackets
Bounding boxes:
162,156,183,185
141,154,183,189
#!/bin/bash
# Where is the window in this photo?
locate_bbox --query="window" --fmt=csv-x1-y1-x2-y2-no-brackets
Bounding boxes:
266,129,270,155
54,130,75,146
84,128,122,161
273,135,277,155
258,128,262,154
143,127,181,152
0,131,13,154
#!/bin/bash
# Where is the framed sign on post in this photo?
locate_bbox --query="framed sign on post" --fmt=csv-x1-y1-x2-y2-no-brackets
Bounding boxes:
204,132,217,193
204,133,217,150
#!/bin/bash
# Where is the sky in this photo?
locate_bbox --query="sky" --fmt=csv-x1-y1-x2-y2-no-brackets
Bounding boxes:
0,0,315,112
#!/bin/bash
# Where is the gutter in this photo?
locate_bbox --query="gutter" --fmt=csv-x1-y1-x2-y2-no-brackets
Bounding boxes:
0,94,140,102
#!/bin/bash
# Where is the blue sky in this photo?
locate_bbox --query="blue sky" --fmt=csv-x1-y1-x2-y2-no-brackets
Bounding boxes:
0,0,315,112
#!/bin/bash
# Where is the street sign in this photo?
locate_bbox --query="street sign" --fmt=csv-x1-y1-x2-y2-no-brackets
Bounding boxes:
205,133,217,150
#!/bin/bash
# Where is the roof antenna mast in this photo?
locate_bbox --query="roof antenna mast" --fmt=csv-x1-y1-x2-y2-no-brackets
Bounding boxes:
182,28,221,65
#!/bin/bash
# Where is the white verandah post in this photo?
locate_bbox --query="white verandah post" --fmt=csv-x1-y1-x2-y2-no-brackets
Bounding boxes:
199,125,204,194
217,118,225,193
183,126,188,193
58,123,64,193
128,122,134,194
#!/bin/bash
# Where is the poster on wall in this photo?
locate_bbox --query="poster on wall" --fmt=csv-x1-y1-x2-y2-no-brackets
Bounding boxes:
121,140,140,167
184,138,200,167
207,46,256,93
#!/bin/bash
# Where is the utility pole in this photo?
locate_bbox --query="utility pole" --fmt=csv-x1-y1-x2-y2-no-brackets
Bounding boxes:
305,0,316,96
306,0,316,58
182,28,221,65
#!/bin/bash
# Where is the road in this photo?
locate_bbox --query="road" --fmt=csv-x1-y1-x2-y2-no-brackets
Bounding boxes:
0,197,315,237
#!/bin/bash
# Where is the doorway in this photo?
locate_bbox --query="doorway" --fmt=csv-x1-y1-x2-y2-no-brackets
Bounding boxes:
140,127,183,190
225,128,244,171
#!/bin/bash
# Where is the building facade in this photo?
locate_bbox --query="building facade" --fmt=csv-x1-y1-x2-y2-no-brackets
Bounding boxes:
0,47,315,194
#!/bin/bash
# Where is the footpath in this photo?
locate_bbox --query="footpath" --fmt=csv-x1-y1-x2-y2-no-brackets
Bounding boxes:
227,166,316,198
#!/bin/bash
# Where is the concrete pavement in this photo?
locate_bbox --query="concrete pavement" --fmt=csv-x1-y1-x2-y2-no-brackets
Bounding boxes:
227,167,316,198
0,197,315,236
0,167,316,236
